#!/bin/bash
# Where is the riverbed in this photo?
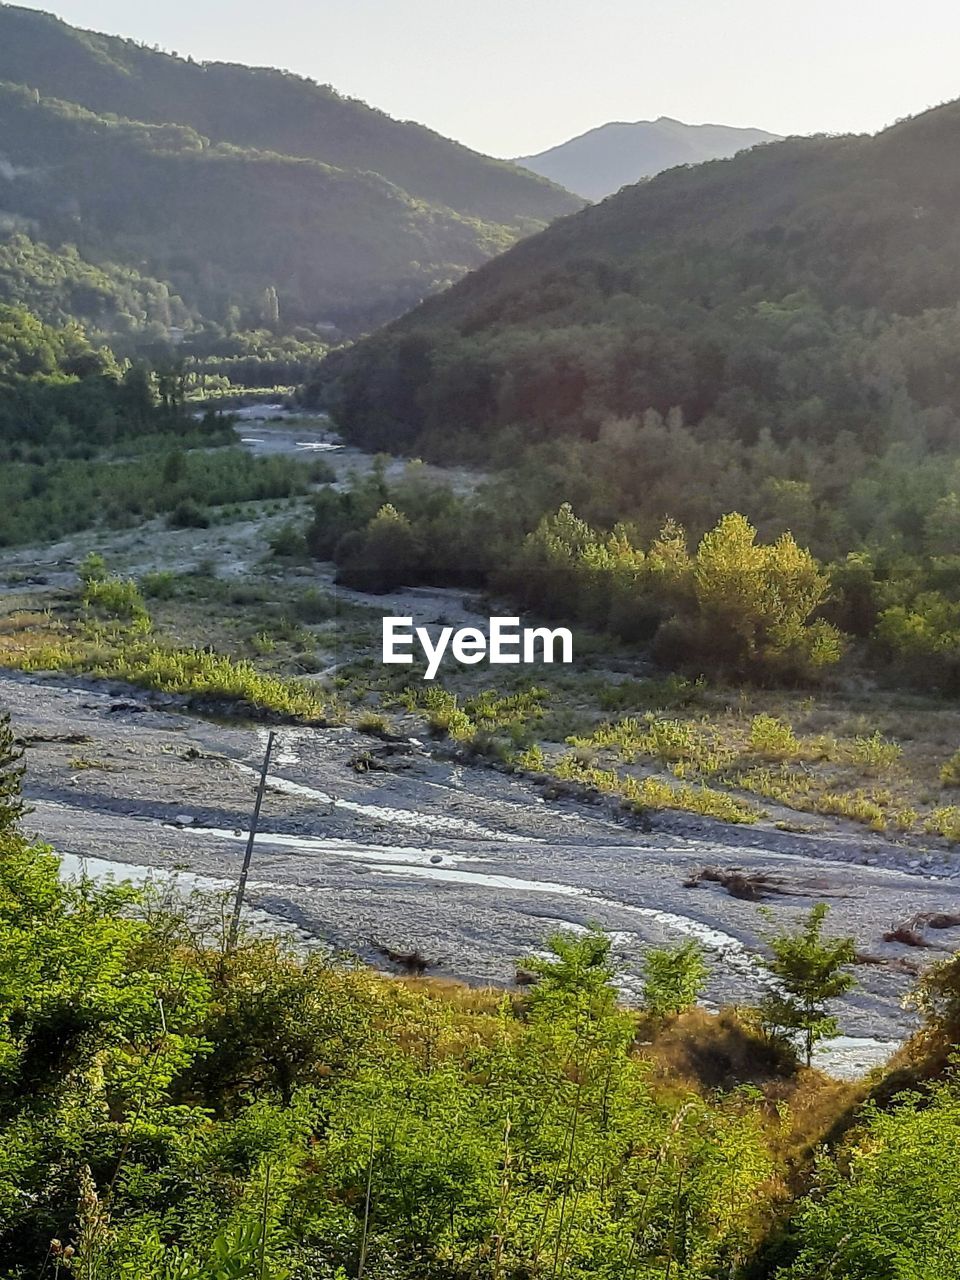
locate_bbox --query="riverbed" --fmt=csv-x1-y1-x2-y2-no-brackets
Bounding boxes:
8,668,959,1075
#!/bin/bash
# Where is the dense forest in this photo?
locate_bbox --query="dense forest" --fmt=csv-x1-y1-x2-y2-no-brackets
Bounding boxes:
0,81,511,338
304,98,960,692
0,2,581,385
0,3,578,230
0,302,334,545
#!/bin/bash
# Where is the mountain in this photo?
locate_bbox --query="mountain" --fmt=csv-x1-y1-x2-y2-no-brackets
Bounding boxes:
0,3,582,341
314,99,960,457
514,116,781,200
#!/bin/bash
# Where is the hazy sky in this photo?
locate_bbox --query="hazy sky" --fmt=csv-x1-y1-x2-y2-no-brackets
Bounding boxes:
15,0,960,156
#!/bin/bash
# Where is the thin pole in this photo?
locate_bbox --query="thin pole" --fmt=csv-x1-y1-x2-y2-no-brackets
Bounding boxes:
227,730,275,952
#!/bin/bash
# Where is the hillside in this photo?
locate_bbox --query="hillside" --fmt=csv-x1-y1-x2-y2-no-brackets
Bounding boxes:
0,82,513,334
317,101,960,455
0,3,578,229
514,115,780,199
311,97,960,689
0,4,582,345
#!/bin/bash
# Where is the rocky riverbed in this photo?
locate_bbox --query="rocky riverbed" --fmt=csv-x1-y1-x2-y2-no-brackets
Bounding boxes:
6,669,959,1074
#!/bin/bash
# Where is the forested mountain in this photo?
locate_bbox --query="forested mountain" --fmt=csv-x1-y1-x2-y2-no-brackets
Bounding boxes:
313,98,960,682
0,81,513,334
0,3,579,229
0,3,581,343
514,116,780,199
318,100,960,463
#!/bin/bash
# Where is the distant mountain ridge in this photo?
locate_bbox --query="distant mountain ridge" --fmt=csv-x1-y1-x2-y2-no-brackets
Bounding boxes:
514,116,782,199
0,3,583,341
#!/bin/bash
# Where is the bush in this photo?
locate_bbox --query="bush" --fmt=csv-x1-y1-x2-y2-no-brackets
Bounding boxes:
77,550,107,584
168,497,210,529
140,569,177,599
294,587,335,623
268,522,308,558
940,750,960,787
845,730,902,773
641,941,708,1020
748,714,800,760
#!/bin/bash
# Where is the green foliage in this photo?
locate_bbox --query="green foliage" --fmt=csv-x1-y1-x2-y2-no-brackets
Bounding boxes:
749,714,801,760
780,1085,960,1279
83,574,152,630
641,942,709,1021
759,904,857,1066
941,750,960,787
508,506,843,681
844,730,902,773
0,442,319,547
0,839,779,1279
78,552,108,584
313,101,960,700
335,503,422,593
0,712,25,832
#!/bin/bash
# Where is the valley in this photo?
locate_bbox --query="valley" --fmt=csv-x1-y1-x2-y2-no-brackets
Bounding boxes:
2,421,958,1071
2,5,960,1274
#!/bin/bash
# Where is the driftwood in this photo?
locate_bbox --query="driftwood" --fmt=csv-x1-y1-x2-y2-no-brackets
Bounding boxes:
377,945,435,976
684,866,792,901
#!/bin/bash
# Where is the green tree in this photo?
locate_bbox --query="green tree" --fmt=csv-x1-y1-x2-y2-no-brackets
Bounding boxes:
0,711,25,831
641,940,708,1021
781,1085,960,1280
692,513,843,678
759,904,856,1066
335,503,421,593
522,925,618,1022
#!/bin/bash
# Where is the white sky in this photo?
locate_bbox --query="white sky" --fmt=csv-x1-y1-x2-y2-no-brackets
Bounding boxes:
13,0,960,157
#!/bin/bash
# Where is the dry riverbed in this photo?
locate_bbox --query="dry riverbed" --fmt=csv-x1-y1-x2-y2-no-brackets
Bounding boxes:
6,669,958,1076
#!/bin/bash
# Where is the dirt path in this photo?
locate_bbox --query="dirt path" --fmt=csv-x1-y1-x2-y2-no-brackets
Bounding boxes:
6,669,958,1071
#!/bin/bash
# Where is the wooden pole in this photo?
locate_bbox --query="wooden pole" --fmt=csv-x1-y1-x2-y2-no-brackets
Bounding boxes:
227,730,275,952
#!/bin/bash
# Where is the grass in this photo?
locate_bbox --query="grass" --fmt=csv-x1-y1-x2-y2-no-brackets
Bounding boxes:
551,752,759,824
0,577,330,723
3,538,959,844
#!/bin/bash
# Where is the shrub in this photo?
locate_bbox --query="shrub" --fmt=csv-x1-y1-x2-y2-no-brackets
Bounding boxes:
516,743,546,772
940,750,960,787
77,550,107,583
642,941,709,1020
748,714,800,760
845,730,902,773
83,574,151,629
759,903,856,1066
168,497,210,529
268,521,308,558
140,569,177,599
295,587,335,622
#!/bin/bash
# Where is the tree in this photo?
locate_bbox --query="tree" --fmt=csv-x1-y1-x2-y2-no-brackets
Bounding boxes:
335,503,421,593
692,513,843,678
759,904,856,1067
641,941,708,1021
522,925,618,1022
782,1085,960,1279
0,710,25,831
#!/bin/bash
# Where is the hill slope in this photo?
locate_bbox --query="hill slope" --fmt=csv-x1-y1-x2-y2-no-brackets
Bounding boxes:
0,82,513,333
0,3,582,340
0,3,578,229
514,116,781,199
316,100,960,449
